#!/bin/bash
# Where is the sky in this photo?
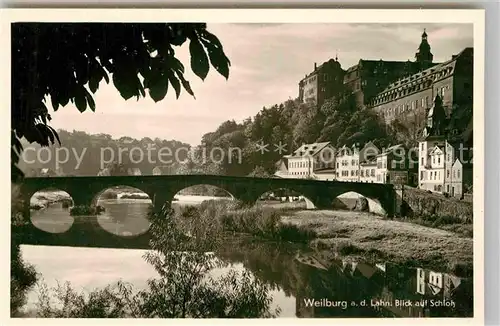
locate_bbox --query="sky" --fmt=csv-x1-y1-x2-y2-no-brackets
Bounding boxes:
49,23,473,146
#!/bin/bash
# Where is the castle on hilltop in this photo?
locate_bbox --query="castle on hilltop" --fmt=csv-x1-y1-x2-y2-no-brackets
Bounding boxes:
297,30,473,128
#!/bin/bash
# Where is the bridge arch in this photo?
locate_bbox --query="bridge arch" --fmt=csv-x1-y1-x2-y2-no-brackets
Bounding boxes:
94,185,152,237
91,185,153,207
28,188,74,234
333,191,386,215
172,184,234,206
256,187,315,210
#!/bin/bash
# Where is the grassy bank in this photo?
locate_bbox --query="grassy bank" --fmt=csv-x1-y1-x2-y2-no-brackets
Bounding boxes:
281,210,473,276
177,200,316,244
177,199,472,275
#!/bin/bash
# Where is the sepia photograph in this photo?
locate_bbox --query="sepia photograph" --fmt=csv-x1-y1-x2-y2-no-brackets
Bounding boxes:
4,9,484,322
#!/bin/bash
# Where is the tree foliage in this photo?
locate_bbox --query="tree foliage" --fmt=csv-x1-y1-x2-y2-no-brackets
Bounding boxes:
12,23,230,182
32,204,278,318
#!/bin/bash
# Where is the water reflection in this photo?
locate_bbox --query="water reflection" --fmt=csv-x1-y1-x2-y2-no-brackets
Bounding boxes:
217,239,473,318
26,196,473,318
97,199,151,236
30,202,74,233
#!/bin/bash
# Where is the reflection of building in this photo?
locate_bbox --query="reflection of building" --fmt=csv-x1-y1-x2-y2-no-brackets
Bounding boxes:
283,142,336,180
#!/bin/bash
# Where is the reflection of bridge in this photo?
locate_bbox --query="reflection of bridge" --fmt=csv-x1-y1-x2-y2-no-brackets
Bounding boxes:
20,175,396,214
15,175,396,249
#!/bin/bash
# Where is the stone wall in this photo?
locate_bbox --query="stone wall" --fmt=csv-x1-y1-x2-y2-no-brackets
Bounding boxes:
403,187,473,222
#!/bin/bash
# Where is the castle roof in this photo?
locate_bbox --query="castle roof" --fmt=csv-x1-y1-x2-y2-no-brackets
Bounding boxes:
301,58,343,81
376,47,472,97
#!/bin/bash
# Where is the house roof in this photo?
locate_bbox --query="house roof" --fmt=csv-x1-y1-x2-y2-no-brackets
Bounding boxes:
360,159,377,166
429,145,444,155
377,144,405,157
289,142,332,158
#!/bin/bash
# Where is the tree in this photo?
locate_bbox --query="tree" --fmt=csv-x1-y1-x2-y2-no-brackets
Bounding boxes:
11,23,231,182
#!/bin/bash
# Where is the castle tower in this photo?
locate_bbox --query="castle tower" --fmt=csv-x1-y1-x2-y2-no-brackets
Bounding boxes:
415,29,434,71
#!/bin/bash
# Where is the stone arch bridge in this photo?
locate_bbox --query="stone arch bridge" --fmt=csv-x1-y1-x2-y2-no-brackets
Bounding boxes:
20,175,396,215
15,175,397,249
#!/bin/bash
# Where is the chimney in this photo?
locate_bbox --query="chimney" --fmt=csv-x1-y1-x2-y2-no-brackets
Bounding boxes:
314,62,317,70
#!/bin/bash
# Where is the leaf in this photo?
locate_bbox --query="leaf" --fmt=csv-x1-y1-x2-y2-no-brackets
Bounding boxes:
49,125,61,145
74,89,87,112
113,71,136,101
148,73,169,102
167,71,181,99
137,80,146,99
176,73,195,99
189,38,209,81
205,46,230,80
89,73,100,93
85,88,96,111
201,31,230,79
101,65,110,84
51,93,59,111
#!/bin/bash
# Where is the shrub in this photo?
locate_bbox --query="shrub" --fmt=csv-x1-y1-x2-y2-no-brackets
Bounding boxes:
11,183,39,316
61,199,73,208
69,205,105,216
99,191,118,200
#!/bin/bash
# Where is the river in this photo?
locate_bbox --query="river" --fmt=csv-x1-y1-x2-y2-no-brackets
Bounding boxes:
21,193,473,318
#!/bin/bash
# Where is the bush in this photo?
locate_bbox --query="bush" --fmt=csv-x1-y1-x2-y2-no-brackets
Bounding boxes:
69,205,105,216
11,183,39,316
99,191,118,199
61,199,73,208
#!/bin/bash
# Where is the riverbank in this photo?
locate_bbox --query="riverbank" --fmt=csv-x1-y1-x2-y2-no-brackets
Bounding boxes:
30,191,72,210
281,210,473,276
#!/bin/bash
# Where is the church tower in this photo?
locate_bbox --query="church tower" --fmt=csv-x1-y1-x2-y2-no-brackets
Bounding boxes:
415,29,434,71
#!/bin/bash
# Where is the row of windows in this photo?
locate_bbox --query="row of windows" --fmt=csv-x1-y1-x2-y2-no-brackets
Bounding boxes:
289,171,309,176
290,161,311,168
339,170,360,177
360,169,376,177
374,83,449,108
305,76,317,84
373,65,453,104
339,160,359,167
421,169,461,180
420,170,440,180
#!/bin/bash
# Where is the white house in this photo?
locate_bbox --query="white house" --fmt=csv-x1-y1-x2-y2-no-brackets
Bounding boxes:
359,160,377,183
335,144,360,182
283,142,336,180
375,144,408,184
418,135,466,195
